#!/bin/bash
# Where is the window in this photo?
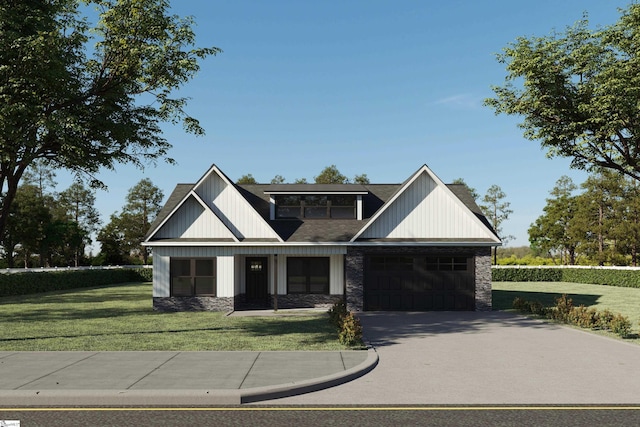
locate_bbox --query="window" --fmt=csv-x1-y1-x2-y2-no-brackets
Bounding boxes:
275,195,356,219
425,256,468,271
287,257,330,294
170,258,216,296
370,256,414,271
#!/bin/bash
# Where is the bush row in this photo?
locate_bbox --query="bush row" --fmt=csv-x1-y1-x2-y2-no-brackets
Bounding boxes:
513,294,633,338
493,267,640,288
328,301,364,347
0,267,152,297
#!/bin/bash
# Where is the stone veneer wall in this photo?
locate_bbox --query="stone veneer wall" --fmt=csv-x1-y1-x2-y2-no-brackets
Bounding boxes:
474,247,492,311
153,296,234,312
345,246,493,312
273,294,343,309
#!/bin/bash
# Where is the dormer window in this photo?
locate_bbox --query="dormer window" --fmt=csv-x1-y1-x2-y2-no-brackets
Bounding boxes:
265,184,367,221
275,195,356,219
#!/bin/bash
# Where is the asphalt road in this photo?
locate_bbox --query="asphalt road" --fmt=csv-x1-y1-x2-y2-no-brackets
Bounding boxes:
2,406,640,426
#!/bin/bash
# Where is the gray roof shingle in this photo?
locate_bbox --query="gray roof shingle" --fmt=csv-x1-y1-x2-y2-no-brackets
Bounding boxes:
145,180,497,243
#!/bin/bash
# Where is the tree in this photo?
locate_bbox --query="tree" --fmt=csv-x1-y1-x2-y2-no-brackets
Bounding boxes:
270,175,285,184
529,176,580,265
353,174,370,185
118,178,164,264
452,178,479,201
58,181,101,266
96,213,128,265
480,185,514,264
615,178,640,266
237,174,257,184
314,165,349,184
486,5,640,181
0,0,219,245
2,184,52,268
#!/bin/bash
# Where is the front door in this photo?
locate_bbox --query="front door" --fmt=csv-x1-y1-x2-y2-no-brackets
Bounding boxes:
245,257,269,306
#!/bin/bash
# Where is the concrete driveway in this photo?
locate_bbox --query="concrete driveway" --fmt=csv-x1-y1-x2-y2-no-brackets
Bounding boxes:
262,311,640,405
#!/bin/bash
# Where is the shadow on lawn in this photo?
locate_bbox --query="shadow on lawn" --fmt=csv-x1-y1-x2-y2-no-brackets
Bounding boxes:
0,325,241,343
237,317,337,345
492,290,601,311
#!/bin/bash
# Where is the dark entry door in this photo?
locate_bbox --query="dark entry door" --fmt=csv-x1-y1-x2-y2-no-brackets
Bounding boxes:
246,257,269,305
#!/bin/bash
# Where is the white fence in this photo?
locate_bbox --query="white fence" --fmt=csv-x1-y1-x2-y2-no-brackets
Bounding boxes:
0,265,152,274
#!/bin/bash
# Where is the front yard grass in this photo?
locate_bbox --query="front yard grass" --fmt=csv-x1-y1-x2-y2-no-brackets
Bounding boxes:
0,283,347,351
493,281,640,343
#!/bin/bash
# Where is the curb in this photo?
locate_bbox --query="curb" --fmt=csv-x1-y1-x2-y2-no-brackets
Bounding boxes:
0,349,378,407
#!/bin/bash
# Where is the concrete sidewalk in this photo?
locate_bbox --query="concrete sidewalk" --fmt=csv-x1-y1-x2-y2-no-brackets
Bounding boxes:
0,350,376,406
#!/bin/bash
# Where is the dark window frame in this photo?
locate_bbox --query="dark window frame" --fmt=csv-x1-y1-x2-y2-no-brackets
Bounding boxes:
275,195,356,219
286,257,330,294
170,257,217,296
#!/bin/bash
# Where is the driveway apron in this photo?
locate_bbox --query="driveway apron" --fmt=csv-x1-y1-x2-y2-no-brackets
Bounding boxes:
263,311,640,405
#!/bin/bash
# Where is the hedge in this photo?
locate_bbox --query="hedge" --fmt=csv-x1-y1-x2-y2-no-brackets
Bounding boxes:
492,267,640,289
0,267,153,297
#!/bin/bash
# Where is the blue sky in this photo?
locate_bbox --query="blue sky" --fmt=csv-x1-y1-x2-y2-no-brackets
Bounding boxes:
58,0,634,250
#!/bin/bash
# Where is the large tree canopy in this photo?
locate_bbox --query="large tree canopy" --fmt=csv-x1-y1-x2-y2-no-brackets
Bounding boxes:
0,0,219,241
486,5,640,181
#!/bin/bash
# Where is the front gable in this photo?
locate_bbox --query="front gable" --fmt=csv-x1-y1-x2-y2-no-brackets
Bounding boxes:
192,166,282,241
146,165,282,243
153,193,238,240
352,165,500,243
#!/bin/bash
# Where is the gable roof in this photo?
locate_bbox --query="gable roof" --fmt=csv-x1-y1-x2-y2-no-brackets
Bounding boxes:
145,164,500,246
145,165,282,243
350,165,501,243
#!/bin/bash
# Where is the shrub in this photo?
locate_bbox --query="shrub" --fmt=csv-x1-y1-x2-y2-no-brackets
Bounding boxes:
328,301,364,347
511,295,633,338
568,305,599,329
493,267,640,289
493,267,563,282
338,312,363,346
608,314,632,338
512,298,545,316
0,268,151,297
597,309,615,330
328,300,348,328
548,294,574,322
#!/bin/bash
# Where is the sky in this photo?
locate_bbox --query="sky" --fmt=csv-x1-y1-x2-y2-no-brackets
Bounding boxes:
55,0,635,250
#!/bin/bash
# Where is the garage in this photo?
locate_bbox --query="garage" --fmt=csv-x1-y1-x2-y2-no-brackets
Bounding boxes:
364,255,475,311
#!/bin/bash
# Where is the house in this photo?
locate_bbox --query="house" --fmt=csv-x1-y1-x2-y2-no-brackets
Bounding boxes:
143,164,501,312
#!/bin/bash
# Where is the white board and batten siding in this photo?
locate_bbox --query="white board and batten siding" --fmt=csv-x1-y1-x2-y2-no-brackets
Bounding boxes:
153,245,346,298
153,196,236,240
359,169,497,241
193,168,280,241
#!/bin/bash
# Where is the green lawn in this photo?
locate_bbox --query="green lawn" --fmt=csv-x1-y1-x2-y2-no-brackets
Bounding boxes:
493,281,640,340
0,283,347,351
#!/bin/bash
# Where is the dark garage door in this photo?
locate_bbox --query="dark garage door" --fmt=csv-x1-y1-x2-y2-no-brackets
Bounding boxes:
364,255,475,311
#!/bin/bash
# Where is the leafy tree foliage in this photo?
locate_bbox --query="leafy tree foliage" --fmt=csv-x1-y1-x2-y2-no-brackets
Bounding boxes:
529,177,580,265
58,181,101,266
480,185,514,264
314,165,349,184
0,0,219,245
270,175,285,184
96,213,129,265
353,174,370,185
237,174,257,184
528,172,640,266
486,5,640,181
119,178,163,264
